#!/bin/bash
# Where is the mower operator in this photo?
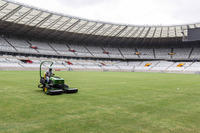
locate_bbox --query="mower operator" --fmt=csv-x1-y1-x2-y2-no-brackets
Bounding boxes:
45,67,54,83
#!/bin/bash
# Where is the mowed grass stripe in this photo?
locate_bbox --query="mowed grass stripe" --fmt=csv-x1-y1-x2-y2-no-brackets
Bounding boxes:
0,71,200,133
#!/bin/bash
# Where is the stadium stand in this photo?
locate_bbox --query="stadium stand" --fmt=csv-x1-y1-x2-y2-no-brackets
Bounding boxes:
137,48,154,59
154,48,171,59
86,45,109,58
190,48,200,59
5,37,38,54
172,48,191,59
48,42,76,57
0,36,16,52
28,40,57,55
1,54,200,73
68,43,93,57
0,0,200,73
103,47,122,59
119,48,139,59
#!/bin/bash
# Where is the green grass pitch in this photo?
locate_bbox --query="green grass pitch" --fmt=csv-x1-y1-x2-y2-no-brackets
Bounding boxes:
0,71,200,133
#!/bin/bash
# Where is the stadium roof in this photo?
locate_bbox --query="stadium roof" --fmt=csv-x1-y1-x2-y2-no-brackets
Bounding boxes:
0,0,199,44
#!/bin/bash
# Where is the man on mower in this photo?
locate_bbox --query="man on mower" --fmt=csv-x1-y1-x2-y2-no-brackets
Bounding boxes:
44,67,54,83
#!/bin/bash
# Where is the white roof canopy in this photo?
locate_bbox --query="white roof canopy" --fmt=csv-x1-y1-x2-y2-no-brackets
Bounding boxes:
0,0,197,40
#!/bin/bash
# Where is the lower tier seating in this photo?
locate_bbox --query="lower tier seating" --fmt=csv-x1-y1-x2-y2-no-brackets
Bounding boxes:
1,55,200,73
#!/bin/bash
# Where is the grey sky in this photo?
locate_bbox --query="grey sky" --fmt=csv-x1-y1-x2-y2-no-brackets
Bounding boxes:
13,0,200,26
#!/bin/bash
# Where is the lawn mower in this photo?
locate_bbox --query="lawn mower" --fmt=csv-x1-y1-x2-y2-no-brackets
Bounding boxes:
38,61,78,95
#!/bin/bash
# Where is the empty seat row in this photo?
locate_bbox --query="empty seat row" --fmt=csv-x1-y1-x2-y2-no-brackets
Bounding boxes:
2,36,200,60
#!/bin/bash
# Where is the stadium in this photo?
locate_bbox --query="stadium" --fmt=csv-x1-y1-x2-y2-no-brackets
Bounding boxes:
1,0,200,132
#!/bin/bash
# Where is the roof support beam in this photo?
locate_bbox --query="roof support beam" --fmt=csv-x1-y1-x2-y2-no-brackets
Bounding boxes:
175,27,177,37
90,24,105,35
64,22,104,42
85,23,98,34
2,8,33,29
98,25,113,36
124,27,135,37
100,25,122,43
15,11,43,33
65,19,81,31
144,27,151,38
72,21,89,33
45,16,63,29
114,27,138,45
13,8,33,23
80,24,105,43
130,27,140,38
55,19,81,39
108,26,129,44
0,2,8,11
89,25,114,44
71,22,98,43
39,16,63,34
44,18,72,38
104,26,125,43
128,27,145,46
113,26,128,37
1,5,22,21
25,14,53,33
118,27,140,45
108,26,121,36
147,27,157,47
25,11,44,25
67,21,89,41
34,14,53,27
53,18,72,31
134,27,151,47
160,27,163,38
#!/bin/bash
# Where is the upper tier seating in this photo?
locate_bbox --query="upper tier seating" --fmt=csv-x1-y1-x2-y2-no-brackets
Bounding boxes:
49,42,76,57
155,48,171,59
103,47,122,58
0,36,16,52
137,48,154,59
6,38,38,54
86,45,109,58
172,48,191,59
119,48,139,59
190,48,200,59
68,43,93,57
1,36,200,61
29,41,57,55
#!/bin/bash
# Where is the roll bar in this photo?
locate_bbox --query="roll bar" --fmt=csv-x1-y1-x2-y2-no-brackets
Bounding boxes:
40,61,54,78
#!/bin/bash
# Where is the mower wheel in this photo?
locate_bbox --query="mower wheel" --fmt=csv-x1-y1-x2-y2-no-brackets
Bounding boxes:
43,87,49,94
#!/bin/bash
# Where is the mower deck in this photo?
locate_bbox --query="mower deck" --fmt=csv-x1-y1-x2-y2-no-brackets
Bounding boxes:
48,89,64,95
47,88,78,95
64,88,78,93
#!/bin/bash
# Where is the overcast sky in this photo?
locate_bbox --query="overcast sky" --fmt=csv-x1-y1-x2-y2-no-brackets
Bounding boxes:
13,0,200,26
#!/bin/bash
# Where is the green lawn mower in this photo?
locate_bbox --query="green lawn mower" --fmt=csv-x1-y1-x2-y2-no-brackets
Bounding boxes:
38,61,78,95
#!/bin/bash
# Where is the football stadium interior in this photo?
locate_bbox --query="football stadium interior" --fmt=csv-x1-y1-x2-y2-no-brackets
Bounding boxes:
1,0,200,73
1,0,200,132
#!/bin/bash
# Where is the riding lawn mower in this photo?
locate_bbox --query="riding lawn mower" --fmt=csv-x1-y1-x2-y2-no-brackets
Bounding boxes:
38,61,78,95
